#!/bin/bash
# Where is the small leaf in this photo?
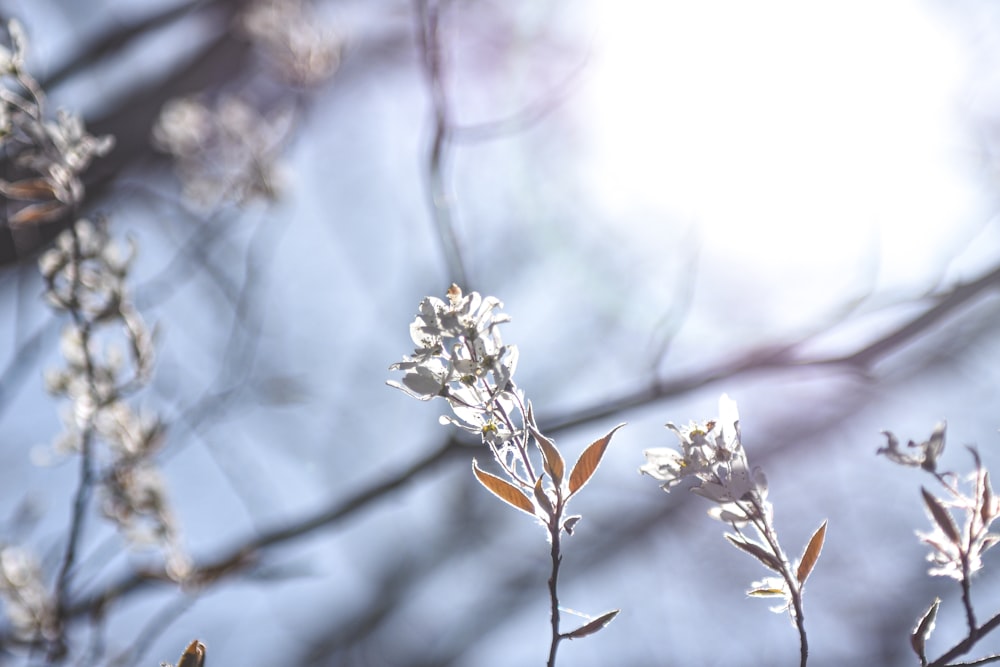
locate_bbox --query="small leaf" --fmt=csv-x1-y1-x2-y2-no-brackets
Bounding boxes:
796,520,828,585
533,477,553,518
0,177,56,200
472,460,535,516
561,609,620,640
9,200,65,226
568,423,626,496
530,423,564,486
725,534,782,572
911,598,940,664
921,487,961,546
982,470,995,527
748,587,786,598
177,640,206,667
563,515,581,535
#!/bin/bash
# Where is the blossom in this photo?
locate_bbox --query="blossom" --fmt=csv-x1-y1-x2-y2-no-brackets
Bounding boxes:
640,395,767,522
389,285,518,414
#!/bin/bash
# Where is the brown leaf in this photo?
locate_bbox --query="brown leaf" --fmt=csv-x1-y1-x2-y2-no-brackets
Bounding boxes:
921,487,961,546
177,640,206,667
796,520,828,585
910,598,939,664
568,423,626,497
472,460,535,516
0,177,56,201
530,423,564,486
561,609,620,640
9,200,65,226
532,477,553,518
725,534,782,572
982,470,996,527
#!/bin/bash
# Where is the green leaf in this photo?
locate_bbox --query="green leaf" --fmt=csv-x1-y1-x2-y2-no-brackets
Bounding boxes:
748,587,786,598
568,424,625,497
472,460,535,516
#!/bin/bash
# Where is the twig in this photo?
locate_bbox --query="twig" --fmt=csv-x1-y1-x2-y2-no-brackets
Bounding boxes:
414,0,468,288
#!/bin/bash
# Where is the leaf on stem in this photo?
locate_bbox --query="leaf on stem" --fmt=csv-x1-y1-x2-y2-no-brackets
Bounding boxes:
921,487,961,546
177,640,206,667
748,586,786,598
910,597,940,665
796,519,828,585
561,609,620,640
533,476,553,518
568,424,626,497
472,460,535,516
530,423,564,487
725,534,782,572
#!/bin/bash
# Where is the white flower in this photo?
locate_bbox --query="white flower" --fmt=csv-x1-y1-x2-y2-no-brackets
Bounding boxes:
639,447,689,488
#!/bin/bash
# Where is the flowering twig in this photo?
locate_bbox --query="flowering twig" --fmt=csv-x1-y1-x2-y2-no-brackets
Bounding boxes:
389,284,621,665
641,394,827,667
880,423,1000,667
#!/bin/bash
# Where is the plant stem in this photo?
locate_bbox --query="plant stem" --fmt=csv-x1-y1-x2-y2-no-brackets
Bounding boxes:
546,515,562,667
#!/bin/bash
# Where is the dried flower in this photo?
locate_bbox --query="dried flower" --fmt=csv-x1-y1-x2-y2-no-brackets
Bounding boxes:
240,0,340,85
40,220,187,580
878,421,946,472
153,95,292,209
0,21,113,225
0,546,55,641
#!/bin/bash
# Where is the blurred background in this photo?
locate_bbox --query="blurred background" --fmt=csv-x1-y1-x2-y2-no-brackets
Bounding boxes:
1,0,1000,665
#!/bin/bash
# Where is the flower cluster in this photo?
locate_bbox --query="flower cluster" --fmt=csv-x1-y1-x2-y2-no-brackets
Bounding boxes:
152,95,292,210
389,284,523,451
642,395,827,638
0,546,54,642
239,0,341,86
41,219,189,580
389,286,621,663
640,394,768,524
880,424,1000,581
0,20,113,225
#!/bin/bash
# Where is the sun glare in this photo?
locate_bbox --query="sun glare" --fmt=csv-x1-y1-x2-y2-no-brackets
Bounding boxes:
581,1,975,298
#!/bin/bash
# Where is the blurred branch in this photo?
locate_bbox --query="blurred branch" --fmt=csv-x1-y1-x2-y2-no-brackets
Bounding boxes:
41,0,210,90
414,0,468,289
46,258,1000,637
0,316,54,418
65,434,468,619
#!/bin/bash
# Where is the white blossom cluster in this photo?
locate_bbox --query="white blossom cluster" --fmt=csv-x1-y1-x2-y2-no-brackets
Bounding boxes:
0,546,54,641
239,0,341,86
640,395,769,524
388,285,525,454
880,424,1000,581
40,220,189,581
0,20,113,226
152,95,292,210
